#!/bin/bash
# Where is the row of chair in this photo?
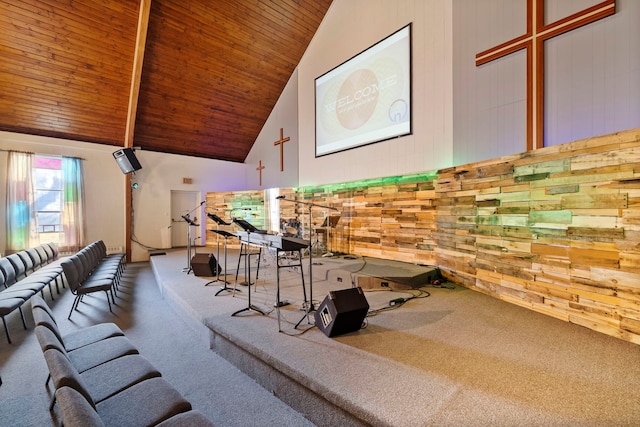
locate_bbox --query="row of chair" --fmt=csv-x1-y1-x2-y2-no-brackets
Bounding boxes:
32,295,214,427
60,241,126,320
0,243,63,343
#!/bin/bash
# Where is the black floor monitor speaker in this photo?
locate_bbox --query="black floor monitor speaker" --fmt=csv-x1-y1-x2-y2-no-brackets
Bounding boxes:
113,148,142,174
315,287,369,337
191,253,220,276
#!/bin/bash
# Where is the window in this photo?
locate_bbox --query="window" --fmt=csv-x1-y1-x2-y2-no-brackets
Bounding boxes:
33,155,63,244
6,151,85,252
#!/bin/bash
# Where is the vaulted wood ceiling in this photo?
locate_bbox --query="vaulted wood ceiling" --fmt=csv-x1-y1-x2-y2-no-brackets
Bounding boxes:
0,0,332,162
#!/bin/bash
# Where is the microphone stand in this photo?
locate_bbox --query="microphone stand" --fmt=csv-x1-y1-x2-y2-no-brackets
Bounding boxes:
181,201,204,274
277,196,338,329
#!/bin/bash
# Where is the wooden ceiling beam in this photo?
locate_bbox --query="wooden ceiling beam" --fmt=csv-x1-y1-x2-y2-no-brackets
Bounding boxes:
125,0,152,262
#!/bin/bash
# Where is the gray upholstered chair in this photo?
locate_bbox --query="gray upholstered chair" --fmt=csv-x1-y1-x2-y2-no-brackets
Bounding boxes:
61,258,113,319
31,295,123,351
44,348,161,408
0,296,27,343
156,410,217,426
0,257,45,296
34,325,138,374
51,360,191,427
55,386,105,427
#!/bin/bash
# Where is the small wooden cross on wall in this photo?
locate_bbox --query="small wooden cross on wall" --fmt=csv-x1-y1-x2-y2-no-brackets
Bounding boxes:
256,160,265,186
273,128,290,172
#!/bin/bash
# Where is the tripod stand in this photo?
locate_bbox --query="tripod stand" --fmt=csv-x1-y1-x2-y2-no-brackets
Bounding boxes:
206,213,236,292
210,229,237,295
231,220,265,316
276,196,338,329
180,201,204,274
181,216,199,274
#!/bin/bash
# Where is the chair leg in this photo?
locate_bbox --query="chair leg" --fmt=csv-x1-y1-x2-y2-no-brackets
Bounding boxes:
2,317,11,344
68,296,80,320
104,291,113,313
18,306,26,330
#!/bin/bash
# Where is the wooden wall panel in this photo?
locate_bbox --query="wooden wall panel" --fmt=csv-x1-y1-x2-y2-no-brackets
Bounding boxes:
207,129,640,346
435,128,640,345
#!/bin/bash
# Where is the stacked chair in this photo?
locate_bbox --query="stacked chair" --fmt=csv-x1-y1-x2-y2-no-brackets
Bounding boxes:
61,241,126,320
0,243,64,343
32,295,215,427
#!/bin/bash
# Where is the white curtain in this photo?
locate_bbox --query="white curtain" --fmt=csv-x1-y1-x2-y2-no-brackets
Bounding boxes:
60,156,86,252
6,151,37,253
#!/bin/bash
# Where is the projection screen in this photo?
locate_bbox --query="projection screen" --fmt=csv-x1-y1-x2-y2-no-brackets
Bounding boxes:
315,24,412,157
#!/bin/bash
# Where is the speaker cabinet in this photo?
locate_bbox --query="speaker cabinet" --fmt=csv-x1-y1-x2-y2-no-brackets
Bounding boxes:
113,148,142,174
191,254,213,276
315,287,369,337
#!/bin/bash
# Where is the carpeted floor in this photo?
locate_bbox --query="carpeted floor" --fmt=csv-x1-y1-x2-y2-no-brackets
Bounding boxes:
0,259,313,427
151,247,640,427
2,246,640,426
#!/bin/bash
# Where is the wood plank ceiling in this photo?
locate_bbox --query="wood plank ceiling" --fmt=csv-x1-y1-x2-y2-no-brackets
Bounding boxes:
0,0,332,162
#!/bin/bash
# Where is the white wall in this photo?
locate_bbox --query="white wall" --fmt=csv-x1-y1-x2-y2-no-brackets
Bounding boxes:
0,131,125,255
453,0,640,165
124,149,246,261
245,69,300,190
0,131,247,262
295,0,454,187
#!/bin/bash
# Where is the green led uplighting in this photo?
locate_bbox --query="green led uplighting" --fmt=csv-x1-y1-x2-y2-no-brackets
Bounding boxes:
295,171,438,194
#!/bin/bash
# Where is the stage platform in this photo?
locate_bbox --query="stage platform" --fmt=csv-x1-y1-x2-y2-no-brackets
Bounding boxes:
150,248,443,426
150,247,640,426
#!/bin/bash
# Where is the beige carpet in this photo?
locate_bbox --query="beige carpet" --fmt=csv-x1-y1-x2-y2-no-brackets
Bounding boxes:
150,248,640,426
0,259,312,427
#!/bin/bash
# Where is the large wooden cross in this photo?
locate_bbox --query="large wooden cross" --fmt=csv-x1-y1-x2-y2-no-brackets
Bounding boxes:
256,160,265,186
476,0,615,150
273,128,290,171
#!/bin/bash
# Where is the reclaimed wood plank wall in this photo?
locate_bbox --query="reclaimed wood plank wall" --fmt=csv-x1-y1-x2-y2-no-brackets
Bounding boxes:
435,129,640,345
205,190,265,247
208,129,640,345
205,188,297,247
297,178,438,265
299,128,640,345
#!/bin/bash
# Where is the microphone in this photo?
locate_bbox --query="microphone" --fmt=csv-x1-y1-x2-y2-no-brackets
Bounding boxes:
200,201,206,205
276,195,285,199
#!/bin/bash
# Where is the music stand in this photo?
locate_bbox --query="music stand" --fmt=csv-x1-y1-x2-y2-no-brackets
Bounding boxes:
323,215,340,254
231,218,265,316
210,230,238,295
277,196,338,329
206,213,234,288
181,214,199,274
